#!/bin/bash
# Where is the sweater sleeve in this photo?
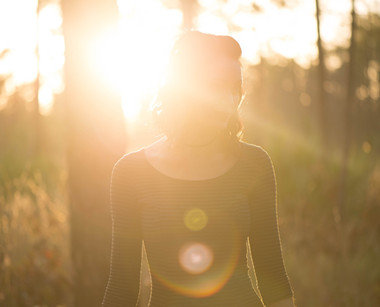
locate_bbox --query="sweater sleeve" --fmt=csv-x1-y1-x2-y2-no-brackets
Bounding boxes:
102,156,143,307
248,148,293,306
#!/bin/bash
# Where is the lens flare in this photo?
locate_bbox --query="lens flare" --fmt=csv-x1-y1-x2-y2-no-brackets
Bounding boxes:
184,208,208,231
179,242,213,274
148,207,243,298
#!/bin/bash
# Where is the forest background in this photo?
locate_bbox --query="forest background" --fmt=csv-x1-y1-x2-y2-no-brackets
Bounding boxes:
0,0,379,306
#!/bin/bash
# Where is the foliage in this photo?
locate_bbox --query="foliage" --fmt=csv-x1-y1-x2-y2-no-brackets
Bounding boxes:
0,171,72,307
269,138,380,307
0,93,73,307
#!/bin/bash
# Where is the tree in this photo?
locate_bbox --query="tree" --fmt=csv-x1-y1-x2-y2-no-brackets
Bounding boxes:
180,0,198,29
315,0,328,148
338,0,357,225
61,0,127,306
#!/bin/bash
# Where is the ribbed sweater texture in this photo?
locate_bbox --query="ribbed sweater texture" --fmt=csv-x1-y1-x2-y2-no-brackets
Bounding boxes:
102,141,293,306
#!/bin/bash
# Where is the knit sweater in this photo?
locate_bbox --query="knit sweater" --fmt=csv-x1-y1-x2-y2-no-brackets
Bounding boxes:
102,141,293,306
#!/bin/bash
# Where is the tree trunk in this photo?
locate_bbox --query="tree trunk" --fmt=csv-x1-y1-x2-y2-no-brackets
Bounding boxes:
180,0,198,30
61,0,127,306
33,0,42,157
338,0,357,227
315,0,328,148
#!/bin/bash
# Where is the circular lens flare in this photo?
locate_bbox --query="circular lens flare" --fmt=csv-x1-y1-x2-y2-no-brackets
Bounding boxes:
179,242,213,274
184,208,208,231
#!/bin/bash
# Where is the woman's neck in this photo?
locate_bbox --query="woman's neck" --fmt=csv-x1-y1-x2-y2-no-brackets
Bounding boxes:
163,133,238,161
144,134,240,180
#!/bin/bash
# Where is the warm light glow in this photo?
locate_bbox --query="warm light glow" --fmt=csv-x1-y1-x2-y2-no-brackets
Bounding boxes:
1,0,380,117
196,0,356,68
178,242,214,274
116,0,183,122
197,12,229,34
38,3,65,114
0,1,64,113
90,28,122,92
38,85,54,115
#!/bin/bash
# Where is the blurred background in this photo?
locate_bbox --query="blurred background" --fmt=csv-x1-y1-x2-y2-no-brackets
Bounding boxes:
0,0,379,306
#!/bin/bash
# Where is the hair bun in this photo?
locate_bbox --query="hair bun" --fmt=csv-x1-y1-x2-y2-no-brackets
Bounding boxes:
167,31,242,84
215,35,242,59
171,30,241,61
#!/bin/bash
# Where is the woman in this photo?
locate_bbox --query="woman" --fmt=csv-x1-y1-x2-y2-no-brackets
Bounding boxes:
102,31,295,307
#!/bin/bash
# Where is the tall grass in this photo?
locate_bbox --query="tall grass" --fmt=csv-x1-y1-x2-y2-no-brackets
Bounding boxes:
265,136,380,307
0,161,73,307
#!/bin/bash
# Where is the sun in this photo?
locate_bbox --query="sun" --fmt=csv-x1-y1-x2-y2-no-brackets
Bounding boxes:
90,0,183,122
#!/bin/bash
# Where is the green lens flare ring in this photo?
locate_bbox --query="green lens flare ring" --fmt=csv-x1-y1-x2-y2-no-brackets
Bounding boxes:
184,208,208,231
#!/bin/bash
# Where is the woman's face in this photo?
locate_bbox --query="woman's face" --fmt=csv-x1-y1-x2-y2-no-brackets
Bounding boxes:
180,56,242,143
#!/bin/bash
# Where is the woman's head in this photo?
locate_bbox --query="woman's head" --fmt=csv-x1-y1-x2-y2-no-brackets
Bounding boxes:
154,31,244,145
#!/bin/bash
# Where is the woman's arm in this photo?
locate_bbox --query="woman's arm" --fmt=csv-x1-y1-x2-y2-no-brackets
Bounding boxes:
267,297,295,307
102,157,143,307
248,148,294,307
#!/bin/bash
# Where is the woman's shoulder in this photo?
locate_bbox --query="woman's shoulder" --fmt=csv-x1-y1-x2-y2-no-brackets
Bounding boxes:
238,141,276,176
239,140,272,162
112,147,145,174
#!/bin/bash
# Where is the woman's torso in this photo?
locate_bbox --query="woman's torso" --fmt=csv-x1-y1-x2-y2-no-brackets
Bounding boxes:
130,142,265,306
